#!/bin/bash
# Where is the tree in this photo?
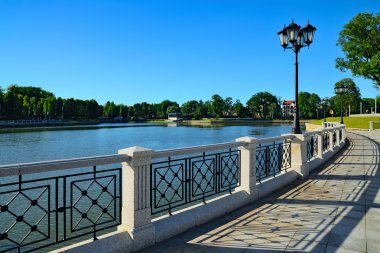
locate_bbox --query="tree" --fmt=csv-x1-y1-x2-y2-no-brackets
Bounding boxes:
166,105,180,114
246,92,278,119
210,94,225,118
157,100,178,119
331,78,361,116
298,92,321,119
103,101,118,118
181,100,200,119
223,97,233,117
233,100,249,118
336,13,380,88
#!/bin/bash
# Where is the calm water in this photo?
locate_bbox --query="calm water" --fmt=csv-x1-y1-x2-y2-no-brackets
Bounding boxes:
0,123,292,165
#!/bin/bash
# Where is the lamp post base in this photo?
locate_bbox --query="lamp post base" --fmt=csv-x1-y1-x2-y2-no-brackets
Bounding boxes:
292,126,302,134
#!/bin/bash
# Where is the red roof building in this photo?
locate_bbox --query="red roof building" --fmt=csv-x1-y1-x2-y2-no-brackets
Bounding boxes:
282,100,295,118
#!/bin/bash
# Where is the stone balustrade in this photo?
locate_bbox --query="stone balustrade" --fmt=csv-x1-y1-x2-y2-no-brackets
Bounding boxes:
0,123,346,253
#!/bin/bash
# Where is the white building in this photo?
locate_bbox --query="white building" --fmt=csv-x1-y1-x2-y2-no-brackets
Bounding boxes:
282,100,295,118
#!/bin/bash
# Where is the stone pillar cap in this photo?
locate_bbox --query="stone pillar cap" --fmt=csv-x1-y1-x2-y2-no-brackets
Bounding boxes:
118,146,154,157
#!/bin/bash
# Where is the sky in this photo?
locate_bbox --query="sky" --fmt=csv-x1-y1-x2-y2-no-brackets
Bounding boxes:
0,0,379,106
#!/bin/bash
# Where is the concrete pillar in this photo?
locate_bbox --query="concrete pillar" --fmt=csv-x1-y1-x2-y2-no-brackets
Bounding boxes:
370,121,374,131
118,146,155,251
290,134,309,178
328,130,334,151
235,137,258,198
342,126,346,141
316,131,323,159
335,128,341,145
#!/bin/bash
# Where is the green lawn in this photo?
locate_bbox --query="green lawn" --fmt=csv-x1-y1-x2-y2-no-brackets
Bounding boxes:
311,116,380,130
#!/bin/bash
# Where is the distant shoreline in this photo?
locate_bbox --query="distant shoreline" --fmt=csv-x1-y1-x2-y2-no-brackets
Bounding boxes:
0,118,314,133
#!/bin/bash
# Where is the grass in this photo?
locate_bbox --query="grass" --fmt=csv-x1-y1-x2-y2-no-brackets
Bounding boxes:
311,116,380,129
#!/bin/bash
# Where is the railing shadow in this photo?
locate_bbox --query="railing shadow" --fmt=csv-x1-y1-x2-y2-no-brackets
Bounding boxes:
139,132,380,253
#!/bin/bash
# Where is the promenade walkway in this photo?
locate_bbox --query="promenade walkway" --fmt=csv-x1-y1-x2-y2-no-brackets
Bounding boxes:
139,131,380,253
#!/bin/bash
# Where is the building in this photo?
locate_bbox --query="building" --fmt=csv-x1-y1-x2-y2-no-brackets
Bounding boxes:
167,112,182,121
282,100,295,118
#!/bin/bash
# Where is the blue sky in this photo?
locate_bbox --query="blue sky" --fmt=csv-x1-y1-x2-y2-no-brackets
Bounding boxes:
0,0,379,105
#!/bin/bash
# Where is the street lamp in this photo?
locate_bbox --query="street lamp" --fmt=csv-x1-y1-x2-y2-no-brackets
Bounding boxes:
322,98,329,122
277,20,317,134
334,85,349,124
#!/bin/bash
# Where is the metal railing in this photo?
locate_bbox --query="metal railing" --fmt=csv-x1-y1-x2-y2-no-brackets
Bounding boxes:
256,140,292,182
0,155,127,253
151,147,241,215
307,134,318,161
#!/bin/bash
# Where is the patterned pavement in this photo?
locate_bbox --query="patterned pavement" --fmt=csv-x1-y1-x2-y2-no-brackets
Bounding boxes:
139,131,380,253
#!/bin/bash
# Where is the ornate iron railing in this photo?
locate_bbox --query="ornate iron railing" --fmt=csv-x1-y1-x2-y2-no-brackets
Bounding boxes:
0,166,122,253
256,141,291,182
150,149,240,215
323,132,330,152
307,135,318,161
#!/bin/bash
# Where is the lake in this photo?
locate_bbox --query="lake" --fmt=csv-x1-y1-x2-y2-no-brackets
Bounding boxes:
0,123,293,165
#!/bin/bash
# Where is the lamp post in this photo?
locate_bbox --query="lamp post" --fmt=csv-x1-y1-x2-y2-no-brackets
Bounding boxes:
322,98,328,122
277,20,317,134
334,85,348,124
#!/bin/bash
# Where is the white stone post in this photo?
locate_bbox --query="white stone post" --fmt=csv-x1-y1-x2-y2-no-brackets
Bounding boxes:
328,129,334,151
118,146,155,251
290,134,309,178
335,128,341,145
235,137,258,199
342,126,346,141
316,131,323,159
370,121,374,131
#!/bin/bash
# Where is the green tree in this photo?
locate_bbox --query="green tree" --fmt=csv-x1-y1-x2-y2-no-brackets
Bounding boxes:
210,94,225,118
181,100,199,119
336,13,380,88
246,92,278,119
103,101,118,118
43,96,56,119
233,99,249,118
166,105,180,114
224,97,233,117
298,92,321,119
157,100,178,119
331,78,361,116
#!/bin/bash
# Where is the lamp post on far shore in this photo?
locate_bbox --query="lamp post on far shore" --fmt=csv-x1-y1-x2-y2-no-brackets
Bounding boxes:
334,85,348,124
322,98,328,122
277,20,317,134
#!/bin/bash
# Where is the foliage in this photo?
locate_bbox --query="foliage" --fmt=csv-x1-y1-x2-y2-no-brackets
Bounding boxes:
0,84,331,121
246,92,279,119
298,92,321,119
233,99,249,118
210,94,225,118
336,13,380,88
330,78,361,116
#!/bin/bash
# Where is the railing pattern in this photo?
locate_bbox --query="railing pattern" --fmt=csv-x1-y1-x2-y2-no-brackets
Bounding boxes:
307,135,318,161
150,149,240,215
256,141,291,182
0,166,121,253
323,132,330,152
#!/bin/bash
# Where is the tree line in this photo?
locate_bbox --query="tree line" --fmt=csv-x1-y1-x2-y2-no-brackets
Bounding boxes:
0,78,375,121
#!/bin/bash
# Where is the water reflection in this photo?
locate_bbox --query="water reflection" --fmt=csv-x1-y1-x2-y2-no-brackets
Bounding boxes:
0,123,293,165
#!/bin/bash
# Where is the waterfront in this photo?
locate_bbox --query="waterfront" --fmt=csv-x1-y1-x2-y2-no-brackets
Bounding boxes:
0,123,293,165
